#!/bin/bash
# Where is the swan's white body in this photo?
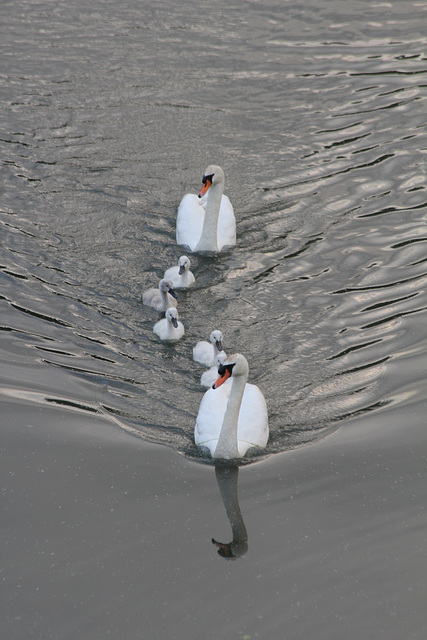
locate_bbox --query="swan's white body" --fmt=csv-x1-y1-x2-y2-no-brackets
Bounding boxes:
177,165,236,253
163,256,195,289
193,330,224,367
142,279,177,312
153,308,184,343
195,353,269,459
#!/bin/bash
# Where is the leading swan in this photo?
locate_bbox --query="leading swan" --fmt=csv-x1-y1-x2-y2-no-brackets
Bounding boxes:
195,353,269,459
177,165,236,253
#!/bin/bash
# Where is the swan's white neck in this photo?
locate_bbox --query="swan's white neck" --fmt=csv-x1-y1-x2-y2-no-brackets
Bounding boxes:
214,372,246,459
160,288,169,310
195,181,223,252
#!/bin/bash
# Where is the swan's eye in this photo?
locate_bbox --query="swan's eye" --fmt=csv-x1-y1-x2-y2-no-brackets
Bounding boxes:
202,174,214,185
218,363,234,376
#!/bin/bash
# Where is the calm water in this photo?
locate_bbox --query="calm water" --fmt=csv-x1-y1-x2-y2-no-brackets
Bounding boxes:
1,1,426,638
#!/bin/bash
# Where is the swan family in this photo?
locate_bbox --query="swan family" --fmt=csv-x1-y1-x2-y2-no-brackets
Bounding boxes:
142,165,269,460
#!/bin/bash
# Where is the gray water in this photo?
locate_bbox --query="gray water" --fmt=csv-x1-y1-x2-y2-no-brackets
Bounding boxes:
1,1,427,638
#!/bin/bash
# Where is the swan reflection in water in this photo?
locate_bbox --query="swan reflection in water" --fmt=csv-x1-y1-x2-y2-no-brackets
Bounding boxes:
212,464,248,560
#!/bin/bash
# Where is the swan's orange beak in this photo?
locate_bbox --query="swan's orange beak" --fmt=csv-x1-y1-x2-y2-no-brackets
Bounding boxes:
198,177,212,198
213,368,231,389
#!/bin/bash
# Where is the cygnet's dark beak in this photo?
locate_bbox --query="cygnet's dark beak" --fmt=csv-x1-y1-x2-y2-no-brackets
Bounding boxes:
178,264,185,275
168,286,177,299
215,340,223,352
171,316,178,328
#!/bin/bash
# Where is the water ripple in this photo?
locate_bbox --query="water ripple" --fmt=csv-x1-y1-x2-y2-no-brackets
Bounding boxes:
1,0,427,462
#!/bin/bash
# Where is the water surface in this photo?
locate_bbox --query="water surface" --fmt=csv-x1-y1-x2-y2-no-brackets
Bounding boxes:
1,1,426,638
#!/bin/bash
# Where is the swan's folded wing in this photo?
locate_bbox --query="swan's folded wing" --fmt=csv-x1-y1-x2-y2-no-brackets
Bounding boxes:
142,288,157,307
194,387,229,454
176,194,204,252
153,318,167,340
163,265,178,282
217,195,236,251
237,384,269,449
192,340,215,366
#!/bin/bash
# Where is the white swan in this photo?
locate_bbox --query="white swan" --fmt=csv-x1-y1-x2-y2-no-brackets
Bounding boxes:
163,255,195,289
193,330,224,367
142,278,177,312
194,353,269,459
177,165,236,253
200,352,229,389
153,307,184,343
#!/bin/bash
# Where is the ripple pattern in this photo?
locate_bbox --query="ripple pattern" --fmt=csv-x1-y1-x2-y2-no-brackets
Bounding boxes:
1,0,427,462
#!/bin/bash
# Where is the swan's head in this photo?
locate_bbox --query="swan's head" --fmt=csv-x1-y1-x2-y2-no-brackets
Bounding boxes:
198,164,225,198
159,278,177,299
213,353,249,389
178,255,190,275
165,307,179,328
209,330,223,352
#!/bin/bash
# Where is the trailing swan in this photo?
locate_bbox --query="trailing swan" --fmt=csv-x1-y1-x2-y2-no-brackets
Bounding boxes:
194,353,269,459
193,330,224,367
163,255,195,289
177,165,236,253
142,278,177,312
153,307,184,342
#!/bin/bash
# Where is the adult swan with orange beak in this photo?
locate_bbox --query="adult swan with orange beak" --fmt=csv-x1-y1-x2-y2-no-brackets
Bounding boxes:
176,165,236,253
194,353,269,459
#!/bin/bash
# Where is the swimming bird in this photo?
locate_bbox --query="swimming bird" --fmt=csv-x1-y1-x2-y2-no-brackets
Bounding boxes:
194,353,269,459
142,278,177,312
193,330,224,367
153,307,184,342
163,255,195,289
177,165,236,253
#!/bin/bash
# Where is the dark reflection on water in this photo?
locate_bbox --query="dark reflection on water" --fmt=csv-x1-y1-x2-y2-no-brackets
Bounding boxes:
1,0,427,463
212,465,248,560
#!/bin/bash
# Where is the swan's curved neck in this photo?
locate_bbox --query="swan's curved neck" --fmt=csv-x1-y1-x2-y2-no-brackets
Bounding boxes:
214,373,246,459
195,182,223,252
160,289,168,309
